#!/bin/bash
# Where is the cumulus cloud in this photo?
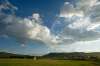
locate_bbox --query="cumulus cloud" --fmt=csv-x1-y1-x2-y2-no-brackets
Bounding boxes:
0,0,59,46
1,0,100,49
52,0,100,44
59,2,84,18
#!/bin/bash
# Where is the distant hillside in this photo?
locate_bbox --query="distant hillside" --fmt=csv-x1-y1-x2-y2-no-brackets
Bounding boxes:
86,52,100,58
41,52,100,60
0,52,100,60
41,52,86,60
0,52,34,58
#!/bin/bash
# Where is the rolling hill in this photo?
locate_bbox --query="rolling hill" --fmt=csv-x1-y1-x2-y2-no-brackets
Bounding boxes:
0,52,100,60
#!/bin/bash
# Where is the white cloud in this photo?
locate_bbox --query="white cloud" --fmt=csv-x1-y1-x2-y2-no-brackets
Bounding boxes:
1,0,100,52
75,0,97,8
52,0,100,45
68,17,91,30
59,2,84,18
0,0,17,12
32,13,42,24
5,15,59,45
53,39,100,52
0,1,59,46
87,23,100,31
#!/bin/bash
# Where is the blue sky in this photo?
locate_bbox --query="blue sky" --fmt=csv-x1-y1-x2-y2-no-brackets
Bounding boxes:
9,0,65,28
0,0,66,55
0,0,100,55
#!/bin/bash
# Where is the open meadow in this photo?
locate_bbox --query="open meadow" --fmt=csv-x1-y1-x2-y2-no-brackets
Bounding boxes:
0,59,99,66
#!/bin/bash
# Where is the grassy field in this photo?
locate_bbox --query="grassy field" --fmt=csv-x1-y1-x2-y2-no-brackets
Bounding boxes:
0,59,99,66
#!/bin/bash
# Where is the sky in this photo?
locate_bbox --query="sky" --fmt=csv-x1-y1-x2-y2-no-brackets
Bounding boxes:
0,0,100,55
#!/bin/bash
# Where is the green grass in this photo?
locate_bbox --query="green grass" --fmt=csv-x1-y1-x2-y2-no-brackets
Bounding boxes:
0,59,99,66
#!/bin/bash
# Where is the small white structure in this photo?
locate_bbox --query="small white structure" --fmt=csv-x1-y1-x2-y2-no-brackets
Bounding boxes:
33,56,37,60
